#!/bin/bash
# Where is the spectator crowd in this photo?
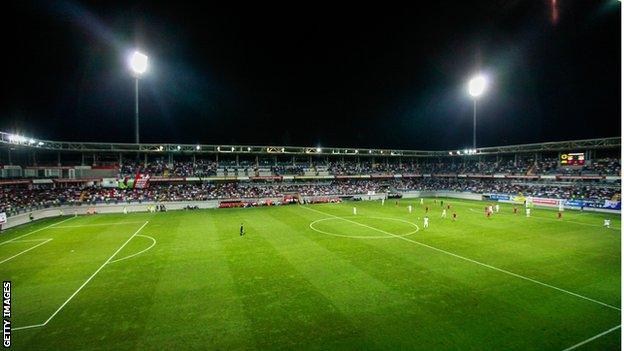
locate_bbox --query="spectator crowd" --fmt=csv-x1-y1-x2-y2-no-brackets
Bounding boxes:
1,178,619,217
115,157,620,178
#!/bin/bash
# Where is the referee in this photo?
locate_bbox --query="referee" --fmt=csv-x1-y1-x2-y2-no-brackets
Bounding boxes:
240,223,245,236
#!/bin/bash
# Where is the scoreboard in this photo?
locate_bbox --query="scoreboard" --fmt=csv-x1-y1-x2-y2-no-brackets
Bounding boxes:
560,152,585,166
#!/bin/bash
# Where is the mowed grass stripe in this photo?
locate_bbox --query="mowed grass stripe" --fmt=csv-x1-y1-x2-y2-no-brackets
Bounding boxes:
129,211,257,350
262,207,415,348
360,199,621,306
34,216,183,350
6,224,152,326
215,209,364,349
302,204,620,311
296,203,620,350
13,221,149,331
4,198,620,350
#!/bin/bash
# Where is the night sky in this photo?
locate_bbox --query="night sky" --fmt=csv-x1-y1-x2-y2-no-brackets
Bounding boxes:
1,1,621,150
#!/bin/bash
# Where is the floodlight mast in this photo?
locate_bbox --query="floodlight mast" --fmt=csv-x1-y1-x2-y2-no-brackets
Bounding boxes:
129,51,148,144
467,75,487,150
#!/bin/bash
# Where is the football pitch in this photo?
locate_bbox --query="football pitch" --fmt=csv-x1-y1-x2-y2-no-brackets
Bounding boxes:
1,198,620,350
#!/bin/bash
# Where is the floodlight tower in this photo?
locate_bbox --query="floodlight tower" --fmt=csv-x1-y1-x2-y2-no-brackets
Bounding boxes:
467,74,487,149
129,50,149,144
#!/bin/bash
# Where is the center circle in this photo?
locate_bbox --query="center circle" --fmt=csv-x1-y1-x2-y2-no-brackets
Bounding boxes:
309,216,419,239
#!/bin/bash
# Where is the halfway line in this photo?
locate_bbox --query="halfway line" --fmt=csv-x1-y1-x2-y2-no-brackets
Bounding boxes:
301,205,620,311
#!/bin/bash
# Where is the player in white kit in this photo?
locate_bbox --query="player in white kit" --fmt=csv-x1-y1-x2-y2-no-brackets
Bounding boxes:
408,205,412,214
526,208,531,217
423,216,429,228
441,209,447,218
420,198,424,205
604,219,611,228
495,204,500,213
353,207,357,215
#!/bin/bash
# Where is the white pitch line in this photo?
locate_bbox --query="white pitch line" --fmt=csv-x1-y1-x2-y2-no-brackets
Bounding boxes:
562,325,621,351
309,216,419,239
13,221,149,332
468,208,621,230
108,234,156,264
301,205,621,311
10,238,50,243
0,239,53,265
0,217,75,246
52,222,146,229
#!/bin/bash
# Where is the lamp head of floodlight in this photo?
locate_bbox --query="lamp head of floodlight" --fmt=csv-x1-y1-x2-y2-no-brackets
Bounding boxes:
129,51,149,76
468,74,487,98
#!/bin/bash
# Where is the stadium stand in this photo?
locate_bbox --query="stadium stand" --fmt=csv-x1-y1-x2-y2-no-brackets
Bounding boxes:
1,178,619,217
0,132,620,217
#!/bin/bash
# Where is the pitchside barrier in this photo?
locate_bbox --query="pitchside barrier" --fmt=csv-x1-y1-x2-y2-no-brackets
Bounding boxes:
401,191,484,201
1,200,219,230
1,191,619,231
482,194,621,213
401,191,621,214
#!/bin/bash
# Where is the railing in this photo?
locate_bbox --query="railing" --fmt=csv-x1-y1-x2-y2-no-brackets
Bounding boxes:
1,131,619,157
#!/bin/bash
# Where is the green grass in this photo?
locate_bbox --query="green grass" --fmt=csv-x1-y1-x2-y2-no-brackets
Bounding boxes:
0,198,620,350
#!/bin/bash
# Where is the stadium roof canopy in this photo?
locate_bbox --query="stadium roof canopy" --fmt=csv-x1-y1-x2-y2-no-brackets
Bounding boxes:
0,131,619,157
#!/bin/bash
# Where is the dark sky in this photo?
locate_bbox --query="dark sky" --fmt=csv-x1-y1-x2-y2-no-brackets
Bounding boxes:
1,1,621,150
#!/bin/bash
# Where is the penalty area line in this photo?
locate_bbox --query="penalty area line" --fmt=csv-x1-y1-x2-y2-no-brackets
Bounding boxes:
562,324,621,351
13,221,149,332
301,205,620,312
0,239,53,265
0,217,75,246
52,221,147,229
10,238,50,243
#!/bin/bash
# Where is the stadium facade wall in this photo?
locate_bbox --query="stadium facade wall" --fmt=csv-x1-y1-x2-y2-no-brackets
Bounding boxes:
401,191,484,201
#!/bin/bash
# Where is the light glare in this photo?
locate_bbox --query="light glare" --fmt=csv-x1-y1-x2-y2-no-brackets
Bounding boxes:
468,75,487,97
129,51,149,75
